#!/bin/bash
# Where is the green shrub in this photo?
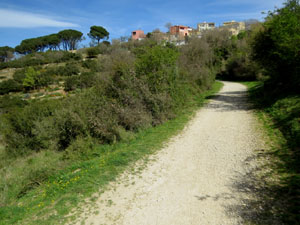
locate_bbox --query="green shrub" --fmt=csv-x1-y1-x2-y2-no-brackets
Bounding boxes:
57,62,80,76
0,96,27,114
35,69,55,87
52,105,89,149
3,99,61,155
86,47,100,58
221,55,259,81
2,41,217,154
97,42,111,54
23,67,40,90
63,136,95,160
64,76,79,91
81,59,102,72
0,79,22,95
102,41,110,46
78,72,97,89
252,0,300,92
135,44,179,93
59,51,82,62
13,69,26,84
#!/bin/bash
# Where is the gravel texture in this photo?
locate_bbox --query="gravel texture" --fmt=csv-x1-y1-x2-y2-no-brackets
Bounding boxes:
74,81,266,225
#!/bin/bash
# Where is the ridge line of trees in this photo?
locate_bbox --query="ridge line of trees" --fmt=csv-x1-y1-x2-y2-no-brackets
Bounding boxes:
0,26,109,58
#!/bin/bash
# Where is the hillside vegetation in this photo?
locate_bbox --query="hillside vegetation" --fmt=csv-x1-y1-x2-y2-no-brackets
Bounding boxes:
0,28,228,224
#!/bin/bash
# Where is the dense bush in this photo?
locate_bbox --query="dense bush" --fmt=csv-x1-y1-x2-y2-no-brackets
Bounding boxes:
178,35,219,89
56,62,80,76
209,28,264,81
3,99,61,155
59,51,82,62
86,47,100,58
252,0,300,91
64,72,97,91
0,79,22,95
2,41,217,154
13,68,26,84
221,54,260,81
64,76,79,91
35,68,55,87
78,72,97,89
0,96,27,114
81,59,103,72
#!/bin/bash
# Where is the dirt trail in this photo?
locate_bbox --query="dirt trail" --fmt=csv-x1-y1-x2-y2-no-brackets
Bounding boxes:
74,81,265,225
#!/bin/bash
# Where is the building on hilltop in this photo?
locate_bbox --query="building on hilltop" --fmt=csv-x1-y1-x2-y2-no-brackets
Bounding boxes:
131,30,146,40
169,25,192,40
197,22,215,32
221,21,245,35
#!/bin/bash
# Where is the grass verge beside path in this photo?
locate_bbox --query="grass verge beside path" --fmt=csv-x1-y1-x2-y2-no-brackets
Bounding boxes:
0,81,223,225
241,81,300,225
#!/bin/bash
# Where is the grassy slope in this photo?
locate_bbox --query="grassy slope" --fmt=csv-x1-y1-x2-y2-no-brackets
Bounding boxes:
0,81,223,225
241,81,300,224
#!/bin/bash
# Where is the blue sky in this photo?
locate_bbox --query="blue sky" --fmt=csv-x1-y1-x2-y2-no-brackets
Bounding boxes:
0,0,284,48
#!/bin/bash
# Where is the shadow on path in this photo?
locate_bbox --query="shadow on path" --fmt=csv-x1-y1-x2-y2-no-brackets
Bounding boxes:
205,89,253,112
227,152,286,225
193,151,286,225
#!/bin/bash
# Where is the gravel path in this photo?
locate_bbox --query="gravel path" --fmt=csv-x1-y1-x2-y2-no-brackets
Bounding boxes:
74,81,265,225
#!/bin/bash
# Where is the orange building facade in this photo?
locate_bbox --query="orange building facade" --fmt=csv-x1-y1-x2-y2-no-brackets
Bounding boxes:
131,30,146,40
170,25,191,37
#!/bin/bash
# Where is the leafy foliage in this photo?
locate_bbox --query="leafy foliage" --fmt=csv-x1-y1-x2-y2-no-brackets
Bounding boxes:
58,29,83,51
86,47,100,58
15,34,60,54
252,0,300,91
56,62,80,76
0,46,14,62
23,67,40,89
0,79,22,95
88,26,109,44
2,41,217,154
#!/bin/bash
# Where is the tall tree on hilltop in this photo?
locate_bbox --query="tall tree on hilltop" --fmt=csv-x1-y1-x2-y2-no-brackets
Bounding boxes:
44,34,61,50
88,26,109,44
58,29,83,51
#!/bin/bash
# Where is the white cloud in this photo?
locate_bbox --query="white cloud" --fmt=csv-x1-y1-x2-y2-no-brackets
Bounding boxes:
0,9,79,28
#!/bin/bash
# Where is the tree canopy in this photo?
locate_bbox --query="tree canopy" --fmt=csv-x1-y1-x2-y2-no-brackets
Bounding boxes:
0,46,14,62
252,0,300,90
88,26,109,44
58,29,83,51
15,34,60,54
